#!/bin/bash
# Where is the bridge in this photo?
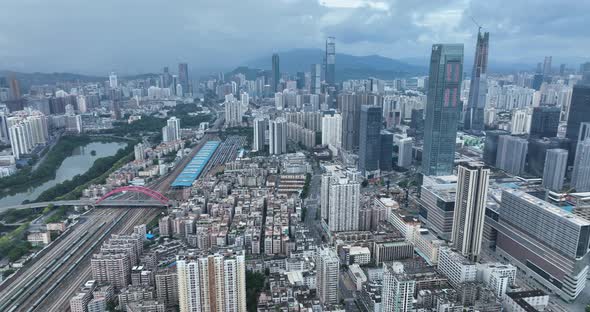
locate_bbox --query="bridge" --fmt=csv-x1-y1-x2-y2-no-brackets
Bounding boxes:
0,186,170,213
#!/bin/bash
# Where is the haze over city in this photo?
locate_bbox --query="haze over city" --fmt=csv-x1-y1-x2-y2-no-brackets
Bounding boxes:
1,1,590,312
0,0,589,74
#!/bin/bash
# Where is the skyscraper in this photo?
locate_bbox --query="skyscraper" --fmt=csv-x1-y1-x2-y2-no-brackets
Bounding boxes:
252,118,267,152
311,64,321,94
269,118,287,155
339,93,361,151
483,130,509,165
565,78,590,143
496,135,528,175
177,252,246,312
464,30,489,132
542,149,568,192
452,162,490,262
572,122,590,192
178,63,189,96
271,54,280,93
109,72,118,89
422,44,464,176
530,106,560,138
380,131,393,172
543,56,552,75
325,37,336,85
316,247,339,306
359,105,382,176
382,262,416,312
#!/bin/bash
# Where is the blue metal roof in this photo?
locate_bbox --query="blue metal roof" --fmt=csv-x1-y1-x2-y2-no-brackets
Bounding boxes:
171,141,220,187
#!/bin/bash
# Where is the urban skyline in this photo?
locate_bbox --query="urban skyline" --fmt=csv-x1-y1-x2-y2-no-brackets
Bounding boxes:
1,3,590,312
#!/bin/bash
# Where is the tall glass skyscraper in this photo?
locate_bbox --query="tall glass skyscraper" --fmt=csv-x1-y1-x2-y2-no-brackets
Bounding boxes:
422,44,464,176
325,37,336,85
178,63,189,95
464,31,489,132
271,53,280,93
359,105,382,176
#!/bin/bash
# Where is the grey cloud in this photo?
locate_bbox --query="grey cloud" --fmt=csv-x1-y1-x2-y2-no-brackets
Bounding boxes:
0,0,587,75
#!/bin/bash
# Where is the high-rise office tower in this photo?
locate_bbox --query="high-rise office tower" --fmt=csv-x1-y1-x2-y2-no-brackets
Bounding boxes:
542,149,568,192
322,114,342,155
526,137,570,177
359,105,383,176
317,247,339,305
382,262,416,312
543,56,552,75
325,37,336,85
296,72,305,90
252,118,267,152
496,135,528,175
422,44,464,176
530,106,560,138
311,64,321,94
8,75,21,100
397,138,413,168
566,75,590,142
483,130,509,165
177,252,246,312
380,131,394,172
271,54,280,93
339,93,361,151
162,67,171,88
269,118,287,155
572,122,590,192
451,162,490,262
109,72,118,89
464,30,489,132
178,63,189,95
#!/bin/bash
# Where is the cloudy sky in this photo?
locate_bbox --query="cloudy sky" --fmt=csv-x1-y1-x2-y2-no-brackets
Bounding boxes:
0,0,587,75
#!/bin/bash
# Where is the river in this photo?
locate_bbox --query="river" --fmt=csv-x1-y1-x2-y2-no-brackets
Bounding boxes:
0,141,127,206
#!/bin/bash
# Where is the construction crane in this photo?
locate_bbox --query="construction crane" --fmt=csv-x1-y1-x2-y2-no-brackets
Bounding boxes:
470,15,483,33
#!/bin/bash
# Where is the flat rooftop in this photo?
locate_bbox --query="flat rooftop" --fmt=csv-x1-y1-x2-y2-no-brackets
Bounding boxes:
171,141,220,187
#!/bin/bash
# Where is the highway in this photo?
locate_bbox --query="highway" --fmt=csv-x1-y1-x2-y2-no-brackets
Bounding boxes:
0,208,126,311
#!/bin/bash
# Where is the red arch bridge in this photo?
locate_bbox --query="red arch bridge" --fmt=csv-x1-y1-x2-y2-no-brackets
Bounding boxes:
0,186,171,212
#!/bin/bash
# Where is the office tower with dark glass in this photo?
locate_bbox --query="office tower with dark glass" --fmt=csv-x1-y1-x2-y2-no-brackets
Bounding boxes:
271,53,280,93
339,93,361,151
325,37,336,85
422,44,464,176
178,63,189,95
565,76,590,142
464,30,489,132
530,106,560,138
452,162,489,262
379,131,393,172
359,105,383,176
311,64,321,94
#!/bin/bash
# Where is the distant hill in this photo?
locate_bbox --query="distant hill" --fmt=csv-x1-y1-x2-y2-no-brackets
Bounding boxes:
243,48,427,81
0,71,159,92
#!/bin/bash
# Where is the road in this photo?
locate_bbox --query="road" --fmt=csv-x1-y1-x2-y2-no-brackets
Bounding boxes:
0,113,227,311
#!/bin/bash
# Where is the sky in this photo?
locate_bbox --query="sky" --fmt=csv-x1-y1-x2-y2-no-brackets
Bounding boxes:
0,0,588,75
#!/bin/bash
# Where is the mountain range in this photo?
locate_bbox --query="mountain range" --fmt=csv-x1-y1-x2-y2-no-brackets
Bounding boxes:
238,48,427,81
